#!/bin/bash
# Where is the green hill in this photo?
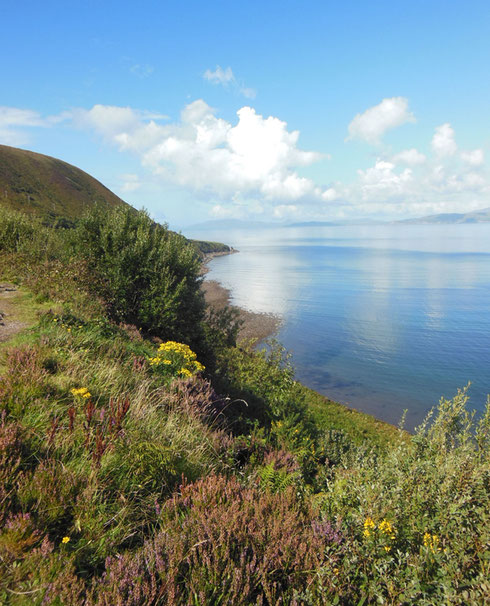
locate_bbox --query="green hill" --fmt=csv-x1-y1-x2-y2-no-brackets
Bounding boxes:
0,144,127,224
0,144,233,256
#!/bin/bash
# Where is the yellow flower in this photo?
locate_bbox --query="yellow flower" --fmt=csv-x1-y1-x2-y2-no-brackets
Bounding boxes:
62,536,70,544
379,519,395,536
384,545,391,552
423,532,441,553
364,516,376,530
363,528,371,538
71,387,90,398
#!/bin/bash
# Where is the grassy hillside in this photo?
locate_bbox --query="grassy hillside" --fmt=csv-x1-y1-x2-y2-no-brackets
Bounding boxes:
0,205,488,604
0,145,128,224
0,145,231,257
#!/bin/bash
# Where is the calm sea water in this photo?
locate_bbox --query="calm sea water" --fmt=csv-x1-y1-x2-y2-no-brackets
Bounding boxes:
186,224,490,429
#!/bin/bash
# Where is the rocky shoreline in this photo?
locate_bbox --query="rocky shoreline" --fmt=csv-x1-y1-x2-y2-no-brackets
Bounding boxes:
201,250,281,343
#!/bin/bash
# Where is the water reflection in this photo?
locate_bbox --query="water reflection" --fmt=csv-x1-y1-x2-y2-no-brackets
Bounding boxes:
186,224,490,428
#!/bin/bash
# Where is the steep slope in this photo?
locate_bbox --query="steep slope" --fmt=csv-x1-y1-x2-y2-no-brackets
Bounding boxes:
0,144,127,223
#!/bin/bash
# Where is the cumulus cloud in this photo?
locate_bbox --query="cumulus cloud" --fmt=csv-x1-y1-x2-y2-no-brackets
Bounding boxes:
460,148,484,166
203,65,256,99
347,97,415,144
72,105,168,152
358,160,413,199
431,123,457,157
75,100,489,220
392,148,426,165
348,119,489,218
79,100,333,204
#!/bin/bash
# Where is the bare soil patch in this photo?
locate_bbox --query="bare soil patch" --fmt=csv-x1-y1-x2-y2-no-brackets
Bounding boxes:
202,279,280,344
0,283,27,342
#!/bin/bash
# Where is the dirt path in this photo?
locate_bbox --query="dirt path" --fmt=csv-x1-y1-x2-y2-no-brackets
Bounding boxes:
0,283,27,342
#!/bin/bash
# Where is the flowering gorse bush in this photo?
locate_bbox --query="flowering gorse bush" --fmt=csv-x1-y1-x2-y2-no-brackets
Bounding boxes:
148,341,204,379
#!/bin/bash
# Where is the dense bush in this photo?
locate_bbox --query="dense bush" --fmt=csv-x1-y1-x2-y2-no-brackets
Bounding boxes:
74,206,205,346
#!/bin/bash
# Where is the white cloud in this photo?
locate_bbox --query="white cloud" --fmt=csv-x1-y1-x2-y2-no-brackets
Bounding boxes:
273,204,299,218
203,65,234,85
358,160,413,199
392,148,426,165
0,106,60,145
431,123,457,157
81,100,333,204
203,65,256,99
119,173,141,193
321,187,338,201
460,148,484,166
347,97,415,144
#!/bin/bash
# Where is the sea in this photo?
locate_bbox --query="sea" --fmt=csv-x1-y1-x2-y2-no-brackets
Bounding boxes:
185,223,490,430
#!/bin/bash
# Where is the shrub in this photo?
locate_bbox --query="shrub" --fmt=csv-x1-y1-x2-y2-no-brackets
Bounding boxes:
75,206,205,347
89,475,341,605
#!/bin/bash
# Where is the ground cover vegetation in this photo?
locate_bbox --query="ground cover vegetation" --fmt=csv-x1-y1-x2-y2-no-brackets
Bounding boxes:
0,205,488,605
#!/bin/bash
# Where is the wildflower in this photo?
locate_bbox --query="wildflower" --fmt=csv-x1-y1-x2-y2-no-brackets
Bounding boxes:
363,516,376,538
61,536,70,544
384,545,391,552
379,519,396,539
71,387,91,399
147,341,204,377
423,532,441,553
364,516,376,530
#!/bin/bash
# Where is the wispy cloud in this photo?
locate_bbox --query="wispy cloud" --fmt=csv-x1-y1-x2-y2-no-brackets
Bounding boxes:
119,173,141,193
0,106,67,146
129,63,154,78
203,65,256,99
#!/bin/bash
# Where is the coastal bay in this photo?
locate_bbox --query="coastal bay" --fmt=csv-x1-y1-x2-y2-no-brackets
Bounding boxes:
192,223,490,430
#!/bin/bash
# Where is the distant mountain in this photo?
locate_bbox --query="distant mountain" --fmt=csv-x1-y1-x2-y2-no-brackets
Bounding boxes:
186,219,277,231
0,144,128,224
397,207,490,224
287,221,340,227
187,218,386,231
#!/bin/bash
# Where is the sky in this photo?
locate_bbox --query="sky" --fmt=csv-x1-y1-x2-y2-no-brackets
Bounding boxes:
1,0,490,228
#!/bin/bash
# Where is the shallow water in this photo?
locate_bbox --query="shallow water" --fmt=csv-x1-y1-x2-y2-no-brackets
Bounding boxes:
186,224,490,429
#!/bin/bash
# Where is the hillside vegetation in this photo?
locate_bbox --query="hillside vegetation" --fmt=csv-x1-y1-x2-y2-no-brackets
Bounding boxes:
0,145,127,225
0,145,233,259
0,205,489,605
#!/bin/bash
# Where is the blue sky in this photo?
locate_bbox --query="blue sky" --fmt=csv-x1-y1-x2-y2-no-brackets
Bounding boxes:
1,0,489,228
